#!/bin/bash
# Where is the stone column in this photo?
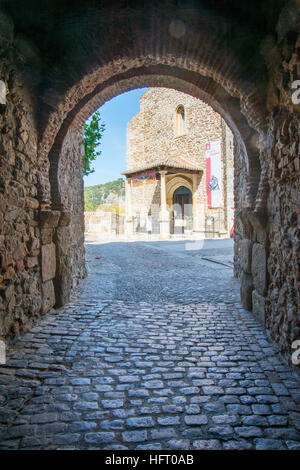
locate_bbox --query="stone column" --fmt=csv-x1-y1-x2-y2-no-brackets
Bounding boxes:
159,170,170,237
125,177,134,235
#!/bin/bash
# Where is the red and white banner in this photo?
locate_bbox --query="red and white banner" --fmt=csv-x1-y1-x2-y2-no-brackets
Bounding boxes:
205,140,223,208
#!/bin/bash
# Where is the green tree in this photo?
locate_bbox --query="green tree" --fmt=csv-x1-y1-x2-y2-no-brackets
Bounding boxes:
83,111,105,176
84,193,94,211
84,178,125,211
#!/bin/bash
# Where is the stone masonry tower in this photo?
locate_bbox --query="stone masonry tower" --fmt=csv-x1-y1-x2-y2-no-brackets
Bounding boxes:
123,88,234,238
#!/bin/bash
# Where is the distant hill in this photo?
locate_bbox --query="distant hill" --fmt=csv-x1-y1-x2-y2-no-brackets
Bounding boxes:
84,178,125,211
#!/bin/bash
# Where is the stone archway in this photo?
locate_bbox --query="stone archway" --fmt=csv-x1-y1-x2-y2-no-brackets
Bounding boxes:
0,0,299,363
167,176,204,236
46,69,262,311
47,74,261,214
167,176,193,206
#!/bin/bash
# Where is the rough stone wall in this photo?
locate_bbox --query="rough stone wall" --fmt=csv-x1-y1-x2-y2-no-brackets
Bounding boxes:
262,23,300,360
0,45,42,338
0,46,86,336
235,16,300,364
127,88,234,235
222,121,235,233
56,126,86,303
130,179,162,234
233,138,252,279
127,88,225,169
265,112,300,356
85,212,125,235
130,180,160,219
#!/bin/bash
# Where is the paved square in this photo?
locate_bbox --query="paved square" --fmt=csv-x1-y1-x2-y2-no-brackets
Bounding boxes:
0,239,299,450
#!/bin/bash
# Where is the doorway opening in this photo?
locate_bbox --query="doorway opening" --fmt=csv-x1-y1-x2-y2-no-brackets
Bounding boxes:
172,186,192,235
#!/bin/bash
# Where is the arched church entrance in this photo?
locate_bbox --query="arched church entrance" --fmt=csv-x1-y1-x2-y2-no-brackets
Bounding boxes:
172,186,192,235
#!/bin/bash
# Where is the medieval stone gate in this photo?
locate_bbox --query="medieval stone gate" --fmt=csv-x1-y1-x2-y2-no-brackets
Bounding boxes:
0,0,299,366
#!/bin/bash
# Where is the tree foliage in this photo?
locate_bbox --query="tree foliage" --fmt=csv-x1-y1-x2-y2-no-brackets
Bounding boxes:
83,111,105,176
84,178,125,211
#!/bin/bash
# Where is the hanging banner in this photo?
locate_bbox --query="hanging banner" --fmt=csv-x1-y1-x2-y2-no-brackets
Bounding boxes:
205,141,223,208
132,170,156,187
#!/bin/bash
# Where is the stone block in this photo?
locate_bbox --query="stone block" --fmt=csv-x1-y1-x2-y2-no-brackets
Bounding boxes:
42,280,55,313
58,211,71,227
240,273,253,311
28,237,40,254
0,254,13,269
4,283,14,300
3,266,15,280
239,239,252,274
55,227,71,254
248,212,267,244
54,227,72,307
7,294,16,313
0,80,7,105
25,197,39,210
26,256,38,268
54,269,71,307
41,228,53,245
39,210,61,229
252,290,266,326
252,243,267,296
13,246,26,261
41,243,56,282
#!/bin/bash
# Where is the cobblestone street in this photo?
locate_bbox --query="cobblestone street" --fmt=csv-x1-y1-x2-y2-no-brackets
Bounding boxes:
0,238,299,450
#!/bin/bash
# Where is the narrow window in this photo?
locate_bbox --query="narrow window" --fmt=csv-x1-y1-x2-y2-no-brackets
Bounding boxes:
176,105,185,136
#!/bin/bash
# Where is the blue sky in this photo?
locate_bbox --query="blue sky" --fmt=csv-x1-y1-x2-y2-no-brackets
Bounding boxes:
84,88,148,187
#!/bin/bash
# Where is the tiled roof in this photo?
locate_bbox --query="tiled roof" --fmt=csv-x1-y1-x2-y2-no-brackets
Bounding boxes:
122,156,202,175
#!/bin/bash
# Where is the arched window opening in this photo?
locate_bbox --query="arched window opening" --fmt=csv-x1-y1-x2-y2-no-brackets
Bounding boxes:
175,105,185,136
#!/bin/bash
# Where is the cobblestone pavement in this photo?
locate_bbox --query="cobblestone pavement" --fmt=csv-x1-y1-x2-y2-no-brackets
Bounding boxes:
0,239,299,450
